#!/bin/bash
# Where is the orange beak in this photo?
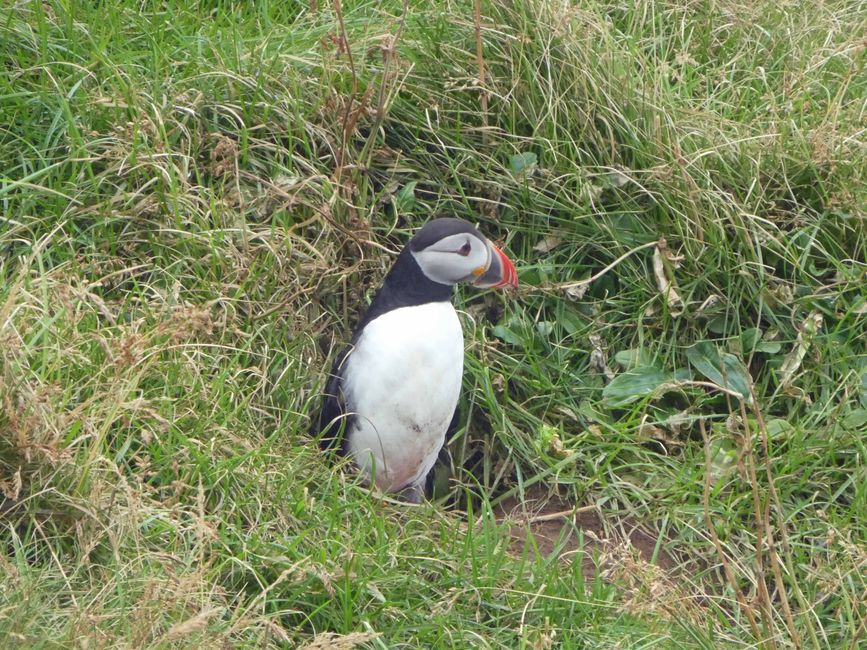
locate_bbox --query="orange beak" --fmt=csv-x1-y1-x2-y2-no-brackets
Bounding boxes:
472,242,519,289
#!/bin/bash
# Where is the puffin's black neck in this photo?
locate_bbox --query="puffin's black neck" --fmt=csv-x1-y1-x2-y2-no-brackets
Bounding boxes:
355,248,454,332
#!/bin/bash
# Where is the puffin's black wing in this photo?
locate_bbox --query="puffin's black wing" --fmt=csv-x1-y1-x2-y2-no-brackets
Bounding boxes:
311,346,354,454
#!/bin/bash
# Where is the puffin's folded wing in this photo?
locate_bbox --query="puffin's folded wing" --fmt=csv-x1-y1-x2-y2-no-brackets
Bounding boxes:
311,346,354,453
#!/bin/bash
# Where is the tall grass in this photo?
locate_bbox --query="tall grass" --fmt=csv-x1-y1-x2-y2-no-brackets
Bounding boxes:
1,0,865,647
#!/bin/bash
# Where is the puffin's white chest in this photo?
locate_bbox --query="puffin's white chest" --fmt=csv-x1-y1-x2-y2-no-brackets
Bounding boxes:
342,301,463,492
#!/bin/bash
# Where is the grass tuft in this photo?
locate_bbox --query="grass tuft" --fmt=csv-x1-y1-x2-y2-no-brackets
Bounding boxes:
1,0,865,647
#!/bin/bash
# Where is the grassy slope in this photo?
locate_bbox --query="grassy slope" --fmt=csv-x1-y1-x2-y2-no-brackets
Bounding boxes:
1,0,865,647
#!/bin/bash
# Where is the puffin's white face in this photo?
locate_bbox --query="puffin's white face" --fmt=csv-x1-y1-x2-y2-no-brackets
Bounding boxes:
406,218,519,289
410,232,492,285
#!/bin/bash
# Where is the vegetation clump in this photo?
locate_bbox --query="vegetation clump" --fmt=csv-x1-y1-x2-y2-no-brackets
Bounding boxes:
1,0,864,647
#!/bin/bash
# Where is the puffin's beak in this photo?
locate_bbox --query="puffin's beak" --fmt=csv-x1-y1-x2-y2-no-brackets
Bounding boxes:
472,241,519,289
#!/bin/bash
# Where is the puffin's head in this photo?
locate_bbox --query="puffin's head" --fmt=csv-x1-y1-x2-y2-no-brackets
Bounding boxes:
408,218,519,289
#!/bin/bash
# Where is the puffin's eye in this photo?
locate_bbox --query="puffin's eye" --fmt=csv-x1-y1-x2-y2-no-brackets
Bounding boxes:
457,241,472,256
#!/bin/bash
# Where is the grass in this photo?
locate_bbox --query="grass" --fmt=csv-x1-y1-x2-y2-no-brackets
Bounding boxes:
1,0,865,647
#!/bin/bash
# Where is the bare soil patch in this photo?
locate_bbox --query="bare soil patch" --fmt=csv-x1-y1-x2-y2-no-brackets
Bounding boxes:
494,487,677,580
494,487,715,625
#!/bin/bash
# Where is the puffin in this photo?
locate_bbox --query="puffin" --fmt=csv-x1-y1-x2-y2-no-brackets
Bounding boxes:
312,217,518,503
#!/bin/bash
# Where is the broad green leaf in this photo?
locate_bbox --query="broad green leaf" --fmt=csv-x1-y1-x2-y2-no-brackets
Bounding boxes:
707,315,728,334
603,366,678,406
673,367,692,381
558,309,583,336
392,181,417,212
765,419,794,438
686,341,753,402
741,328,762,350
536,321,554,338
842,409,867,429
509,152,537,175
613,348,652,369
491,324,523,346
